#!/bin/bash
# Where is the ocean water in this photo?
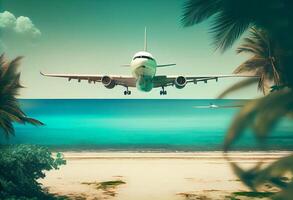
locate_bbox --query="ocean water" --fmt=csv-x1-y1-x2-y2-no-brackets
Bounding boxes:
0,99,292,151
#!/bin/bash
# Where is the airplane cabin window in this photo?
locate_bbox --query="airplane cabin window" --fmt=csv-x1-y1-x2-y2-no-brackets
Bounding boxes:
133,56,154,61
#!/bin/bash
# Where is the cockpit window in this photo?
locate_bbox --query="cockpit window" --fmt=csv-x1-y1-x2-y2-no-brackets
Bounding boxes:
133,55,154,61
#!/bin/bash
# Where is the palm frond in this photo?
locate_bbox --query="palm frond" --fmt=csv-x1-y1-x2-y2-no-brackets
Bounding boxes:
223,89,293,151
0,115,15,137
233,57,268,74
236,28,268,56
21,117,44,126
237,46,261,56
227,154,293,193
0,110,23,124
0,54,5,66
0,55,44,137
181,0,222,26
229,161,263,190
235,27,282,91
257,73,266,94
252,89,293,139
223,99,258,151
181,0,254,52
210,12,251,52
237,43,265,56
273,182,293,200
0,56,23,95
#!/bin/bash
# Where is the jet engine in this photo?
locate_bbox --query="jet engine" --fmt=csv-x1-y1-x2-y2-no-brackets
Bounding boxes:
175,76,187,89
101,76,115,89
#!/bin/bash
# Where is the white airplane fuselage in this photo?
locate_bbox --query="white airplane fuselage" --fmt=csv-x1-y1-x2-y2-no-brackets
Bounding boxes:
130,51,157,92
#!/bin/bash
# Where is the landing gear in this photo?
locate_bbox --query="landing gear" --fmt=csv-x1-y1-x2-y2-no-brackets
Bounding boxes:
124,87,131,95
160,87,167,95
124,90,131,95
160,90,167,95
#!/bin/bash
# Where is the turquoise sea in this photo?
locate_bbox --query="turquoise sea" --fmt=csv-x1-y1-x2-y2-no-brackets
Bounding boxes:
1,99,292,151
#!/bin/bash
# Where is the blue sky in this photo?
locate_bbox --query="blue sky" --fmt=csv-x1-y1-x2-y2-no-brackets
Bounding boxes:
0,0,260,99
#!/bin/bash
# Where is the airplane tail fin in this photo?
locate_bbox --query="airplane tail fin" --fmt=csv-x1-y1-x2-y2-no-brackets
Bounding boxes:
144,27,147,51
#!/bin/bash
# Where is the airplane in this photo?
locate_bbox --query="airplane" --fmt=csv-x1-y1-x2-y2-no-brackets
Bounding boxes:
193,103,244,109
41,28,259,95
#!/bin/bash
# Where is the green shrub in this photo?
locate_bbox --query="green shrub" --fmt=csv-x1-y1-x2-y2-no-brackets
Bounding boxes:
0,145,66,199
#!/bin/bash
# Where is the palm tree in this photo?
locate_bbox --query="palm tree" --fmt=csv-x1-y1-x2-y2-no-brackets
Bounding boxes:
181,0,293,87
0,54,43,137
182,1,293,198
234,27,281,94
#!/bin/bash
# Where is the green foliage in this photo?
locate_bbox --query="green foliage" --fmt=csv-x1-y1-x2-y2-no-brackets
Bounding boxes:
0,55,44,137
0,145,66,199
234,27,281,94
233,191,275,198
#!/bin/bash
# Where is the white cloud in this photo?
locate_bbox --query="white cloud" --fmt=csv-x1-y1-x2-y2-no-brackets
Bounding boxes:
0,11,41,38
15,16,41,37
0,11,16,29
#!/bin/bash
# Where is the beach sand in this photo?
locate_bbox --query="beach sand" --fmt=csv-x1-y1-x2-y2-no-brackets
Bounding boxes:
39,152,291,200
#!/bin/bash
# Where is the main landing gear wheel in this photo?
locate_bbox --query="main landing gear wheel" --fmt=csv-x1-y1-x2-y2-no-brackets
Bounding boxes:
160,87,167,95
123,87,131,95
124,90,131,95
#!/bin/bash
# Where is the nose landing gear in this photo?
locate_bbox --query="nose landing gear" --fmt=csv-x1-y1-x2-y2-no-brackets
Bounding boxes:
124,87,131,95
160,87,167,95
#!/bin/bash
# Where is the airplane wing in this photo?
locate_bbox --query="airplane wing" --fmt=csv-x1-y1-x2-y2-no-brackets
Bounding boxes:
193,105,243,109
152,75,259,88
193,105,213,109
40,72,136,87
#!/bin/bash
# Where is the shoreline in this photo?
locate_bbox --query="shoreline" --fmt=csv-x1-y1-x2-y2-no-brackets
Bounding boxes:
57,151,292,160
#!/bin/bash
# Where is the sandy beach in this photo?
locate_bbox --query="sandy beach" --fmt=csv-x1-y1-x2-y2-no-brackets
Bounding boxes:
40,152,291,200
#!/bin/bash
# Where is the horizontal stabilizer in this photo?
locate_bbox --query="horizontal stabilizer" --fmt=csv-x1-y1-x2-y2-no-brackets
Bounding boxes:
157,63,176,67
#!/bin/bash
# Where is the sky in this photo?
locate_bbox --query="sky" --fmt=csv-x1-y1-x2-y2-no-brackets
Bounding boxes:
0,0,260,99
